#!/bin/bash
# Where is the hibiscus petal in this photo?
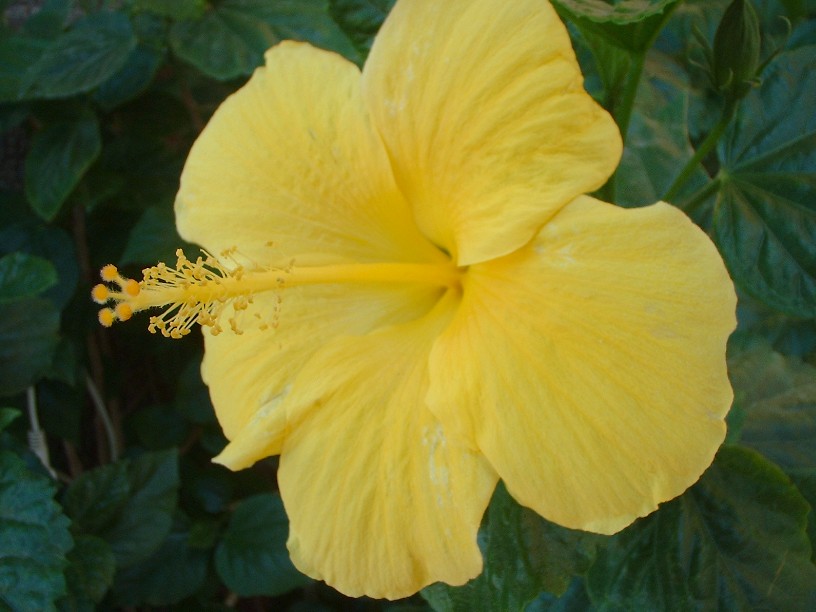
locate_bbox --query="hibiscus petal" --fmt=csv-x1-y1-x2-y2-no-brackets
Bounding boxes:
175,40,442,266
276,293,497,599
427,197,736,534
208,284,443,457
362,0,621,266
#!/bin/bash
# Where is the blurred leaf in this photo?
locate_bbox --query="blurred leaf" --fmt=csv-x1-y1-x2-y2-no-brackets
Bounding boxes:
112,516,208,606
169,0,358,80
422,483,599,612
329,0,395,58
175,356,216,424
526,577,594,612
59,534,116,610
0,449,73,610
24,113,101,221
120,205,190,266
553,0,679,24
713,47,816,316
0,251,56,301
128,403,190,450
586,446,816,610
21,11,137,99
94,45,164,111
0,407,20,432
22,0,71,39
0,297,60,395
181,462,233,515
100,450,180,568
736,294,816,357
134,0,207,20
0,36,48,102
215,493,311,597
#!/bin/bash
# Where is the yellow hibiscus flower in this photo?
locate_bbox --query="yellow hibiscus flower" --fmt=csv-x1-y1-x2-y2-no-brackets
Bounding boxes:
94,0,736,600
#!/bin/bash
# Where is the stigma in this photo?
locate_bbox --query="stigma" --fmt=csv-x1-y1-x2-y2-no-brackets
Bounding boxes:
92,249,461,339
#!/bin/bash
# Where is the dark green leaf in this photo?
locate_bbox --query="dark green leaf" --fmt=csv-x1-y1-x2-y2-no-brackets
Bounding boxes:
128,403,190,450
0,297,60,396
526,577,594,612
120,205,189,266
59,534,116,609
787,469,816,562
0,252,56,301
0,36,48,102
422,483,599,612
24,113,101,221
112,516,208,606
134,0,206,20
175,356,216,424
100,450,180,568
22,0,71,39
329,0,395,58
21,11,137,99
728,338,816,469
94,45,163,111
713,47,816,316
0,449,73,611
553,0,679,24
63,462,131,536
169,0,358,80
215,493,311,596
0,407,20,432
736,294,816,357
587,446,816,610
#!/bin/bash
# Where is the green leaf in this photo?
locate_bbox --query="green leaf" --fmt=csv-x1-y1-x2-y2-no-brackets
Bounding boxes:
553,0,679,24
101,450,180,568
713,47,816,316
215,493,311,597
21,11,137,99
111,516,208,606
94,45,163,111
0,407,21,432
169,0,358,80
128,404,190,450
120,205,189,266
59,534,116,609
329,0,395,58
22,0,71,39
64,451,180,568
727,338,816,469
175,356,216,424
0,252,57,301
24,113,101,221
586,446,816,610
0,449,73,611
134,0,206,20
63,462,131,536
0,36,49,102
422,483,599,612
0,297,60,396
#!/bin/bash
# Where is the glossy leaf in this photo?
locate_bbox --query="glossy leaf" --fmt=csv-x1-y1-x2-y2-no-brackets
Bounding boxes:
713,47,816,316
0,36,48,102
0,297,60,396
422,483,600,612
0,251,56,301
21,11,137,99
553,0,678,24
120,205,189,266
59,534,116,609
214,493,311,597
169,0,358,80
0,449,73,611
24,113,101,221
587,446,816,610
94,45,163,111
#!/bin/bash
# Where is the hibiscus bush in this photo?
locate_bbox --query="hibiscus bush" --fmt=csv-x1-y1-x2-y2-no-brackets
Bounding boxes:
1,0,815,609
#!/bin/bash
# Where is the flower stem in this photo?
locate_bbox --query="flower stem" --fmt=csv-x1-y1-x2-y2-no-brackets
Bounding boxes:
663,100,737,203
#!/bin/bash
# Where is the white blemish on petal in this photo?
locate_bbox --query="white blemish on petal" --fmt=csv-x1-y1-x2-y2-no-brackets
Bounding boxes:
422,424,450,507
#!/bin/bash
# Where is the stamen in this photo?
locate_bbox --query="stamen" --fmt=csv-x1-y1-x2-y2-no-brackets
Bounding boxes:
92,248,460,338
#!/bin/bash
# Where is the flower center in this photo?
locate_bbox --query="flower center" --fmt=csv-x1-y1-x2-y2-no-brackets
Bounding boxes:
92,248,460,338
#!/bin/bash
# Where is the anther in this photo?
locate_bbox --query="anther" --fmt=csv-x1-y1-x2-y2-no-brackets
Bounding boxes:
100,264,119,282
115,303,133,322
124,279,140,296
99,308,115,327
91,284,109,304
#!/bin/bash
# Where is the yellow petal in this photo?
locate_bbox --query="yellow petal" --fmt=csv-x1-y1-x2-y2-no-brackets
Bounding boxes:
277,293,497,599
175,41,442,267
427,197,736,534
208,283,443,461
362,0,622,266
